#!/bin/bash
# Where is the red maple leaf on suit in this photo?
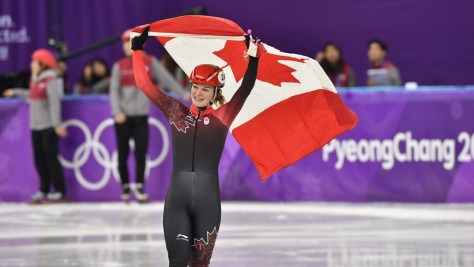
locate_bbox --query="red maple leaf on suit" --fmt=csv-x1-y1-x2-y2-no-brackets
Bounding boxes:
214,40,305,87
190,228,218,266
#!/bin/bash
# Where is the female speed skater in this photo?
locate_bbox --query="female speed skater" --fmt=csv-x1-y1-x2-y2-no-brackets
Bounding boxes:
131,27,263,266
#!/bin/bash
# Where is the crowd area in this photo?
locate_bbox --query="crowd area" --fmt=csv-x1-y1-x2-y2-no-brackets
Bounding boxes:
1,37,402,99
65,38,402,94
315,40,401,88
65,38,401,93
81,38,400,94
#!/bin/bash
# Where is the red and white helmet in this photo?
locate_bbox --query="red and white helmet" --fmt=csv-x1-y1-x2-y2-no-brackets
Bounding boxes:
32,49,57,68
189,64,225,88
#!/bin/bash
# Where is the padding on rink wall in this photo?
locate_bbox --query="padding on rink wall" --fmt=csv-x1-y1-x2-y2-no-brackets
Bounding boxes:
1,87,474,202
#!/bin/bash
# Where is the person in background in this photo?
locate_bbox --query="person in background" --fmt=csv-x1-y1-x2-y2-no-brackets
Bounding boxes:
366,39,401,86
110,29,188,203
73,58,110,95
2,49,67,203
316,42,356,87
73,62,94,95
56,59,69,94
90,58,111,93
53,41,69,94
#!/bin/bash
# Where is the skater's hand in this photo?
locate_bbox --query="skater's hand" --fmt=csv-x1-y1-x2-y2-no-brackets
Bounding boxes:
3,89,14,98
115,113,127,124
244,29,265,58
55,127,67,137
131,26,149,51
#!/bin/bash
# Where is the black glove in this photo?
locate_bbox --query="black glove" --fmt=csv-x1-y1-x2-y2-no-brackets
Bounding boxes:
244,29,260,49
131,26,149,51
244,29,264,58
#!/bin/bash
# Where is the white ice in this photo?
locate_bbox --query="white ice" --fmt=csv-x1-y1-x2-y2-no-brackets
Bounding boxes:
0,202,473,267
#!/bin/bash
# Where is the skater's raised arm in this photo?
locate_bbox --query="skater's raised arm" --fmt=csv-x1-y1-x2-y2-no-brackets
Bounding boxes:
132,27,187,121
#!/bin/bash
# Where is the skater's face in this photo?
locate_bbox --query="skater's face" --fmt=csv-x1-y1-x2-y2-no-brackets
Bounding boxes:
191,83,215,108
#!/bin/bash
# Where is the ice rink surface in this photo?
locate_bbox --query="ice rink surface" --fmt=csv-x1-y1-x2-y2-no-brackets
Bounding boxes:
0,202,473,267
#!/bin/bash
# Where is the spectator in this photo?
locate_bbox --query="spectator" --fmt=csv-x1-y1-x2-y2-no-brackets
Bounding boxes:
2,49,67,203
367,39,401,86
73,62,94,95
50,40,69,93
316,42,356,87
90,58,110,93
110,29,187,203
73,59,110,95
56,59,69,93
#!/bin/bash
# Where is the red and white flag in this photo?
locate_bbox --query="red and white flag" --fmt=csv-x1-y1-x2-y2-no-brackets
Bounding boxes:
132,15,358,180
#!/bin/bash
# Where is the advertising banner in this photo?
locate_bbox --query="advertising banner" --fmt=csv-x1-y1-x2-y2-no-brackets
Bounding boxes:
1,89,474,202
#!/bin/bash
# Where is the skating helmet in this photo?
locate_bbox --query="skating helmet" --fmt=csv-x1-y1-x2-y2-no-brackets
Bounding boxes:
32,49,57,69
189,64,225,88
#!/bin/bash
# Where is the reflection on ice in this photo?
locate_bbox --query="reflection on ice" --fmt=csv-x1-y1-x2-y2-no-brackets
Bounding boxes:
0,202,473,267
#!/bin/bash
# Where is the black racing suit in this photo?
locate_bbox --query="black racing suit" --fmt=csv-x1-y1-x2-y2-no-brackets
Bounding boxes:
133,50,259,266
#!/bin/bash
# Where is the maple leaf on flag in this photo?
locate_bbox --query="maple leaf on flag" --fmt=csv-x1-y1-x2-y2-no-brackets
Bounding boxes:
213,40,249,83
214,41,306,87
257,53,306,87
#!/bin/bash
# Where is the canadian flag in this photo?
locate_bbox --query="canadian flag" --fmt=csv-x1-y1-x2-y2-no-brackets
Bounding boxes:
132,15,358,180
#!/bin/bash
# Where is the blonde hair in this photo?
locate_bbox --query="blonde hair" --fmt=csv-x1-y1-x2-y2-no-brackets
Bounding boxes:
214,88,226,107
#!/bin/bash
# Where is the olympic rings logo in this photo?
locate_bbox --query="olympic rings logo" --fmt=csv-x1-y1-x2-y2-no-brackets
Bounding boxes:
58,118,170,190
